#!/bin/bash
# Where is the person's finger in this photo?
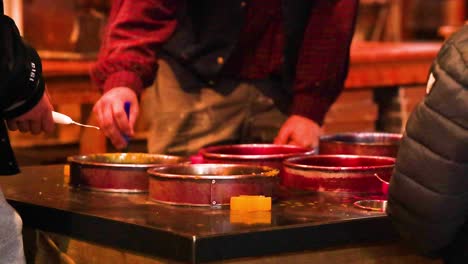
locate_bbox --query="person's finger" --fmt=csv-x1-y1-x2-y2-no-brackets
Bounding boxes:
113,103,132,137
274,125,292,145
97,102,113,138
104,104,128,149
93,102,105,133
42,111,55,134
6,120,18,131
101,104,117,135
110,135,128,150
94,100,125,149
29,119,42,134
16,121,29,133
128,102,139,135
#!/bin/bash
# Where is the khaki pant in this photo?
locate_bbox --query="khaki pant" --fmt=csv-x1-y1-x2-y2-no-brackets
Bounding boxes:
147,59,288,155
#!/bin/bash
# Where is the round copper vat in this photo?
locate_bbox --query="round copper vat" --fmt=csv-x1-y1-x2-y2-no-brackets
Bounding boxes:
319,132,402,158
147,163,279,206
68,153,187,193
198,144,315,184
282,155,395,193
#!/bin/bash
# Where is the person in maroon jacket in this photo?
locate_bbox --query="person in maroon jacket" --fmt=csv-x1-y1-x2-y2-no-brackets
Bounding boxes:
90,0,358,155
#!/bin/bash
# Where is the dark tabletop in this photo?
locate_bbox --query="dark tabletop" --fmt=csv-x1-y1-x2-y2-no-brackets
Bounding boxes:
0,165,398,263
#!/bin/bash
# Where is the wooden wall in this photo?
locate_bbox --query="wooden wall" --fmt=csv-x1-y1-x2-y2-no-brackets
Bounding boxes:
22,0,110,56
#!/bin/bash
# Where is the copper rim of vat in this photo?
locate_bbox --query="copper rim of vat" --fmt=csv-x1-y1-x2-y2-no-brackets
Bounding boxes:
199,144,315,163
282,154,395,194
374,172,390,196
319,132,402,158
67,153,188,193
353,199,388,212
198,144,315,185
147,163,280,206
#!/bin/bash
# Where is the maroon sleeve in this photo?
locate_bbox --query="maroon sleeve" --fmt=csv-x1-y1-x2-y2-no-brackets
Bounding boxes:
291,0,358,125
90,0,179,94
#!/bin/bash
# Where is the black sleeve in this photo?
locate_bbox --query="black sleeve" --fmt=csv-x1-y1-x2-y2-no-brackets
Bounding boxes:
0,14,45,119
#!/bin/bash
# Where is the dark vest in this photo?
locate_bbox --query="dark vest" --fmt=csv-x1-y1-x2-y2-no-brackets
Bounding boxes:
159,0,314,93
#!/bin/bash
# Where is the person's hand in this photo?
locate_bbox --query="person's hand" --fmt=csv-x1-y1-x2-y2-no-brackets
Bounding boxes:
93,87,139,150
274,115,322,148
6,90,54,134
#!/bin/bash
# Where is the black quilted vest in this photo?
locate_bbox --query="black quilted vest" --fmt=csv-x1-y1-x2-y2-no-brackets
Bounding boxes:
387,25,468,261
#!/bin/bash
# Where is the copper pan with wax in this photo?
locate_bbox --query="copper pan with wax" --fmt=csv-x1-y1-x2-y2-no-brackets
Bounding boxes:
319,132,402,158
197,144,315,185
147,163,279,206
68,153,187,193
282,154,395,194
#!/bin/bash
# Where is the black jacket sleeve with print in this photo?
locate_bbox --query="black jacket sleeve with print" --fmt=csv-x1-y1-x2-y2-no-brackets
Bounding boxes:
0,4,45,175
0,13,45,118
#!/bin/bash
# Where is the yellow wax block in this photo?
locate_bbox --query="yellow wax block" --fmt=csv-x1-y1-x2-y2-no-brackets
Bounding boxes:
230,195,272,212
252,196,272,211
63,165,70,184
230,211,271,225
